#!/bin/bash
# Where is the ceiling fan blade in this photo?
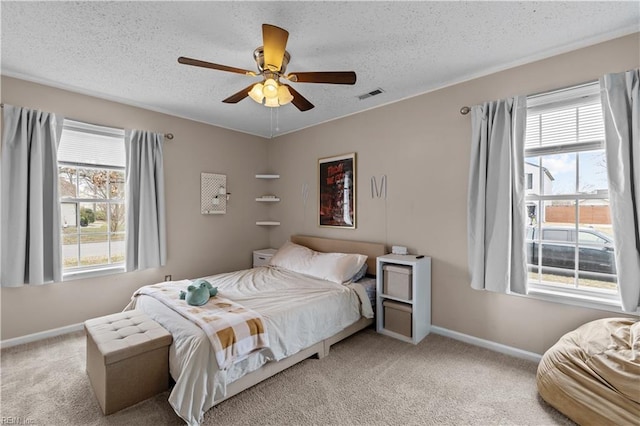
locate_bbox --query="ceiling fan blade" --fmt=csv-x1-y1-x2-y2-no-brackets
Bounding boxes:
222,84,256,104
283,84,314,111
178,57,255,76
288,71,357,85
262,24,289,72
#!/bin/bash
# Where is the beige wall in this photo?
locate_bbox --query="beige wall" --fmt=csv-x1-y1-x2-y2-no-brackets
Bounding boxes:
267,33,640,354
0,76,271,340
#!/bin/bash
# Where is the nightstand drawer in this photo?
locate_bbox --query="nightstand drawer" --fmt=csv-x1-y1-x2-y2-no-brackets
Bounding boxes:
253,248,277,267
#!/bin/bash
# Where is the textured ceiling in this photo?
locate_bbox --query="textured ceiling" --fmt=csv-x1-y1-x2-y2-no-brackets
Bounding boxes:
1,1,638,139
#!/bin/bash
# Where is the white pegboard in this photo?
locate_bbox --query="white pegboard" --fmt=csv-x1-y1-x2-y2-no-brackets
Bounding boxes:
201,173,227,214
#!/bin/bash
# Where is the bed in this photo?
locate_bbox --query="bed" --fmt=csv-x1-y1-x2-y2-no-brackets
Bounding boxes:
125,235,385,425
536,318,640,425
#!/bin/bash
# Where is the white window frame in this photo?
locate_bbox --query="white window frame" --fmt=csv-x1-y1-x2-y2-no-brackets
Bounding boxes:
523,82,622,313
58,120,126,280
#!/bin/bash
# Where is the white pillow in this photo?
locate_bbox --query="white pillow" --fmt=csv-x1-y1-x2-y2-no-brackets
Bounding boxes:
269,241,368,284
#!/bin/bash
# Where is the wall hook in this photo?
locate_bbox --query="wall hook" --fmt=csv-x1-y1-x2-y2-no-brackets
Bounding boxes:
371,175,387,199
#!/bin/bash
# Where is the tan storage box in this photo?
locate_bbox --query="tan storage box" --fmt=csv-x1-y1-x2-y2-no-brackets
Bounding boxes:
383,300,413,337
85,311,172,415
383,264,412,299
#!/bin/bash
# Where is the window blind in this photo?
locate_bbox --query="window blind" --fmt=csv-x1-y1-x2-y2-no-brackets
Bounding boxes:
525,82,604,151
58,119,125,167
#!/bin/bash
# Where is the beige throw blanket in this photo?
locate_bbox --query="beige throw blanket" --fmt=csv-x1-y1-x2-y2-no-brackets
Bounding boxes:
133,281,269,370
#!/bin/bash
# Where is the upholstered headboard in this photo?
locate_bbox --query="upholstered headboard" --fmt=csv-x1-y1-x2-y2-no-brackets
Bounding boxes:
290,235,386,276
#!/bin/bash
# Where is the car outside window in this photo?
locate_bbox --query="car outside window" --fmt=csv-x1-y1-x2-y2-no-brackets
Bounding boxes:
542,229,570,242
577,231,607,245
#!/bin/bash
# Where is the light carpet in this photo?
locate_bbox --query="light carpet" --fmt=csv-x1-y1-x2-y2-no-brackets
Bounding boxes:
1,328,573,425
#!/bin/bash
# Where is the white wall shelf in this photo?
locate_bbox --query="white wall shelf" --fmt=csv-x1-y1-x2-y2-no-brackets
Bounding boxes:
256,174,280,226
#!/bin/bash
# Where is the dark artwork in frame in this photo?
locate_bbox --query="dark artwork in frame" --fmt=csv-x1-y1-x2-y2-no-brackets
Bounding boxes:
318,152,356,229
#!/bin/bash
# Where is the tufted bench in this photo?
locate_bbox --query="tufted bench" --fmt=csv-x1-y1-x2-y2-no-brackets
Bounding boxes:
85,310,172,415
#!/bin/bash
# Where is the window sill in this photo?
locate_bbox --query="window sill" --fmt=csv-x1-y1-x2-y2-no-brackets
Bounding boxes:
62,265,126,281
518,284,625,314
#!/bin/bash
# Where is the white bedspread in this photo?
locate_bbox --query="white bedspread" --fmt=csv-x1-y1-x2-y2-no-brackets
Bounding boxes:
127,266,372,425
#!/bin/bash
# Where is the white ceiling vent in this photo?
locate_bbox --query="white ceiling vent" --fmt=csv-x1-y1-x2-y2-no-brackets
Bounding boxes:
358,88,385,101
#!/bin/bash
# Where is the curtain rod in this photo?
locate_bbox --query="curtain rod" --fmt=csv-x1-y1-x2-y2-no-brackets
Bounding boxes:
0,103,174,140
459,79,599,116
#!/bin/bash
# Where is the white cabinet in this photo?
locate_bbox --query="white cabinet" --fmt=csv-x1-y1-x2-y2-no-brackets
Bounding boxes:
253,248,277,267
376,254,431,344
255,174,280,226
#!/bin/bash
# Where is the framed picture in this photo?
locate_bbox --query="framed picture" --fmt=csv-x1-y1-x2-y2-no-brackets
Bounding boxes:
318,152,356,229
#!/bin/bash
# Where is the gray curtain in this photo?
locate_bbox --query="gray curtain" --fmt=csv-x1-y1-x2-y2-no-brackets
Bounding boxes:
1,105,62,286
600,69,640,313
125,130,166,272
467,96,528,294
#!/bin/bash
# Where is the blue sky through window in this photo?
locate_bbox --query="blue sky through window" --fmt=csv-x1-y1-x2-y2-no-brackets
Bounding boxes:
530,150,607,195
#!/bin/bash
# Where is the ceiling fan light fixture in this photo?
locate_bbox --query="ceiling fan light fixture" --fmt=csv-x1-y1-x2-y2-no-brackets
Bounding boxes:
249,80,292,107
262,78,279,99
264,97,280,107
248,83,264,103
277,85,293,105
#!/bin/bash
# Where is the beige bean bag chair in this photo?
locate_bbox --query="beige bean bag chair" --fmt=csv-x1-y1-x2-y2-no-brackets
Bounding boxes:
537,318,640,425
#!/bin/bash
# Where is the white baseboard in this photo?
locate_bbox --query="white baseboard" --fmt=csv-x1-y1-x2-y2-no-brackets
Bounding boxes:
1,322,544,364
430,326,542,363
1,323,84,349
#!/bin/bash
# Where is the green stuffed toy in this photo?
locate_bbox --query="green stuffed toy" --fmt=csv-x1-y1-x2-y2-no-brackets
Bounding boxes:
179,280,218,306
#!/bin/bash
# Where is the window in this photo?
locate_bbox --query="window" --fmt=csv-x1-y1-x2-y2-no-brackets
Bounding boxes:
526,173,533,190
58,120,126,275
524,82,618,299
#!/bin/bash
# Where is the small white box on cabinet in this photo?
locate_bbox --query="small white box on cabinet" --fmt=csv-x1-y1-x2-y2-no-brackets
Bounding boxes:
253,248,277,267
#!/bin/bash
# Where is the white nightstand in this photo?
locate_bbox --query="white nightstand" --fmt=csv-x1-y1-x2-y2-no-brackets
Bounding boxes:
376,254,431,344
253,248,278,267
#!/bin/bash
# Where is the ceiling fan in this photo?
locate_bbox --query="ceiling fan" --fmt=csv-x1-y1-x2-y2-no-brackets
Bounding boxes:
178,24,356,112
